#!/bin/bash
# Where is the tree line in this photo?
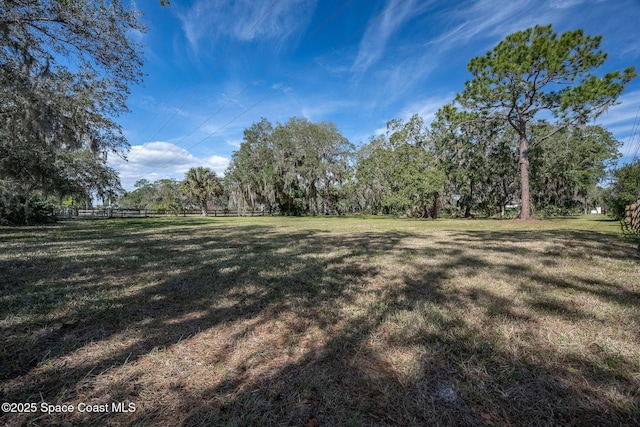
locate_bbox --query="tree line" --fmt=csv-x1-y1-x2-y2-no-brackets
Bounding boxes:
118,167,223,216
1,0,637,224
116,113,630,220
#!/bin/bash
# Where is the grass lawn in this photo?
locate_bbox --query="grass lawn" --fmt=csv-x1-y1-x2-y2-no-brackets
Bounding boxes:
1,215,639,426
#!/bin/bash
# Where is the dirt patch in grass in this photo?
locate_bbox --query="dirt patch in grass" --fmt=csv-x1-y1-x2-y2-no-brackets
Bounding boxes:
1,216,639,426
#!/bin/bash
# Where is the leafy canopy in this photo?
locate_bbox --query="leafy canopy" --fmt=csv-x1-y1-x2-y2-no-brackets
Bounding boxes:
225,117,352,215
459,24,636,128
605,160,640,219
181,167,223,216
457,24,636,219
1,0,145,222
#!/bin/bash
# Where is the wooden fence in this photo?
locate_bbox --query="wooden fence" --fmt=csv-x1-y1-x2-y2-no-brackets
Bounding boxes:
57,208,268,219
625,199,640,233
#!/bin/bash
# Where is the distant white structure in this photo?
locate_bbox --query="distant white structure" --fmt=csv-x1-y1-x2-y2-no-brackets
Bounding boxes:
590,207,602,214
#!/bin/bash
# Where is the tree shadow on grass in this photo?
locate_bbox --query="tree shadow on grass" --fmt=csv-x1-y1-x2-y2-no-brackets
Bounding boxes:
1,222,422,418
180,228,638,426
443,228,639,261
1,220,639,426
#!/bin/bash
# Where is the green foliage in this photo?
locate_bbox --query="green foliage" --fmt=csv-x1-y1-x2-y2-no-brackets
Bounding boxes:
460,25,635,122
55,150,123,203
221,26,633,221
430,105,618,218
605,160,640,219
530,124,620,215
225,118,277,212
181,167,223,216
118,178,183,213
431,105,518,218
0,185,56,225
353,115,444,217
352,135,390,214
457,24,636,219
0,0,144,223
226,118,352,215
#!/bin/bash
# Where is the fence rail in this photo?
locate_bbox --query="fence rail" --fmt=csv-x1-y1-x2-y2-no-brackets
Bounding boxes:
57,208,268,219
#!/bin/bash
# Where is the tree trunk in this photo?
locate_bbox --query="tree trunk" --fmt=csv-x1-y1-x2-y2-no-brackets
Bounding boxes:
519,126,531,220
584,195,588,215
200,199,208,216
465,182,474,218
431,192,440,219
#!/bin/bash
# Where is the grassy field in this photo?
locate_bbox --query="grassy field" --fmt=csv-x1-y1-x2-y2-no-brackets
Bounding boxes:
1,215,639,426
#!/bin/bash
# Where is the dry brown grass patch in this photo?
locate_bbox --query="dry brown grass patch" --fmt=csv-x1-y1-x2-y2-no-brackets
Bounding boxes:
1,216,639,425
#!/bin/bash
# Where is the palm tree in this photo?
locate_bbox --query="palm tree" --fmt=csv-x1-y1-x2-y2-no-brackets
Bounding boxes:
181,167,222,216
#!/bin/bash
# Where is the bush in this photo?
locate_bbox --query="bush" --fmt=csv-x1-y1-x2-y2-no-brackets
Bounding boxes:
604,161,640,220
535,203,582,218
0,189,57,225
477,201,498,218
605,192,638,220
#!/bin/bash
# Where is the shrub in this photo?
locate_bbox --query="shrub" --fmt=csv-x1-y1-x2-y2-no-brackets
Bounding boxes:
0,189,57,225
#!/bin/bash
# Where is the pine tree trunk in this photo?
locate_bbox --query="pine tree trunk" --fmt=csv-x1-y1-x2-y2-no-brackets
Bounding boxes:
519,127,531,220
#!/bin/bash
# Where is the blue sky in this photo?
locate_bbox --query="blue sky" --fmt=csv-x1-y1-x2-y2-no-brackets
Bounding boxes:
110,0,640,191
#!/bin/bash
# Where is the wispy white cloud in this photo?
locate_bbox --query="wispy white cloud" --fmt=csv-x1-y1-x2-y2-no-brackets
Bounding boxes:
371,94,456,136
550,0,604,9
424,0,619,58
617,135,640,163
271,82,294,95
118,0,640,183
427,0,536,54
134,95,188,118
396,94,456,125
300,99,357,121
595,90,640,137
109,142,229,191
225,139,243,148
352,0,432,74
369,54,438,107
176,0,317,54
350,0,560,110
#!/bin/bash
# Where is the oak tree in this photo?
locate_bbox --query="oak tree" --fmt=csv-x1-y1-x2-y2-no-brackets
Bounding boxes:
1,0,145,222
